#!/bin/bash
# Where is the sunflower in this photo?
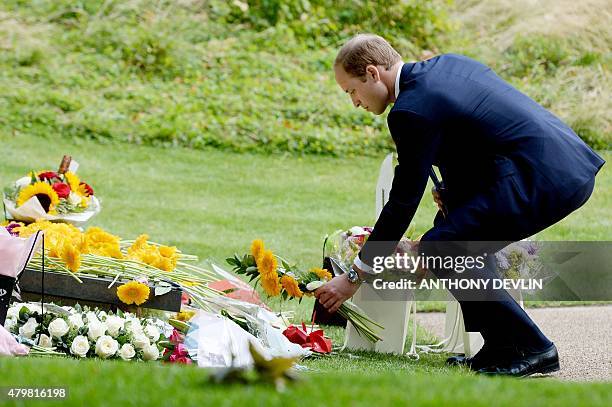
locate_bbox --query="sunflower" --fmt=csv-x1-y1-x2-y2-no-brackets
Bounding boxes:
64,171,80,192
260,273,282,297
117,281,150,305
311,267,332,281
258,249,278,278
281,275,303,298
60,242,81,272
16,182,60,213
250,239,265,264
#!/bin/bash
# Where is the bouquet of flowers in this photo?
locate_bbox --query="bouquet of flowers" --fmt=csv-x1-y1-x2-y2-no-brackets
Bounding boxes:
159,318,193,364
3,158,100,226
5,302,168,361
226,239,383,343
12,220,222,309
495,241,543,281
324,225,419,274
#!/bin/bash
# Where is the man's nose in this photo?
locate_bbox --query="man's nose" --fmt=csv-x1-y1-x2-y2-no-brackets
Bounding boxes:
351,95,360,108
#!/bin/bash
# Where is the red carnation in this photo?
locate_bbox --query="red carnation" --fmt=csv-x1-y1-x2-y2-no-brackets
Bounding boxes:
79,182,94,196
52,182,71,199
38,171,59,181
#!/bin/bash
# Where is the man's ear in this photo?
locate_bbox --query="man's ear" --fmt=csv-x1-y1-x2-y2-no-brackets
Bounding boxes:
365,65,380,82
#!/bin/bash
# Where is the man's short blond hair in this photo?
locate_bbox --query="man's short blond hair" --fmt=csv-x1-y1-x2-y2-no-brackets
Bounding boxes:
335,34,401,78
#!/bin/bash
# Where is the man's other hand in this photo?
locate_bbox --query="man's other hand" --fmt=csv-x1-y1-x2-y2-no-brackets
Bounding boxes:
314,273,360,314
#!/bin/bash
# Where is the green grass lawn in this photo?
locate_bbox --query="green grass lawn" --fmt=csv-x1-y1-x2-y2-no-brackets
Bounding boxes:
1,356,611,407
1,134,610,404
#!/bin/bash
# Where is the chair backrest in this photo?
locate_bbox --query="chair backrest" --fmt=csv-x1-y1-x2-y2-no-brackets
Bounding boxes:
375,153,395,218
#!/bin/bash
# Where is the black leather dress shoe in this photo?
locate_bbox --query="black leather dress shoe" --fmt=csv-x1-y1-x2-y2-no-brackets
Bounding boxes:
446,354,468,366
446,343,515,371
477,343,560,378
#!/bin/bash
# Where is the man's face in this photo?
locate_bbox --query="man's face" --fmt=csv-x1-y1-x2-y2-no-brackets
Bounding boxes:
334,64,390,115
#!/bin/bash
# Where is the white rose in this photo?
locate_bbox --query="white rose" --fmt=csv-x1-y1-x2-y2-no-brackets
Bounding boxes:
4,318,16,331
132,333,149,350
143,343,159,361
125,318,142,333
68,191,82,206
48,318,70,339
87,321,106,341
68,314,84,329
37,334,53,349
119,343,136,360
85,311,99,324
144,325,160,342
95,335,119,359
70,335,90,358
104,316,125,337
19,318,38,339
7,306,20,320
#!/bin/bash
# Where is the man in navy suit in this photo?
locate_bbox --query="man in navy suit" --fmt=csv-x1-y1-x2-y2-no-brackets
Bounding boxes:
315,34,605,377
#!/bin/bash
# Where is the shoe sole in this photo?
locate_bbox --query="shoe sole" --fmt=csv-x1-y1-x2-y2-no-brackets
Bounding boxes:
519,360,560,378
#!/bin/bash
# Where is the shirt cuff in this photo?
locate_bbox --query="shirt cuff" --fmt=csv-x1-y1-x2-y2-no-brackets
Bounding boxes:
353,255,374,274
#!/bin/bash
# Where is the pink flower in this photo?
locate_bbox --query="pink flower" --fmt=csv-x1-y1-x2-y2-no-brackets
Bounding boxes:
169,329,184,345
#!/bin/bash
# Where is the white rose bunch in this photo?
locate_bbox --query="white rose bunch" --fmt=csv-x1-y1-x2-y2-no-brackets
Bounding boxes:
70,335,90,357
48,318,69,339
95,335,119,359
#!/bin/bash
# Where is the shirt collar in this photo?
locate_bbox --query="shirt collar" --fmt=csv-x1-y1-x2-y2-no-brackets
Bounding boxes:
394,61,404,100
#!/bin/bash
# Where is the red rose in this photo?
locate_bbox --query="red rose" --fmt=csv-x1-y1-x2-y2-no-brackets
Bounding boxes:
38,171,59,181
79,182,94,196
52,182,71,199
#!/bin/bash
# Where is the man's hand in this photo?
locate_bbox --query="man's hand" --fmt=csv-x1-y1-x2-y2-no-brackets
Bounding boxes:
314,272,360,314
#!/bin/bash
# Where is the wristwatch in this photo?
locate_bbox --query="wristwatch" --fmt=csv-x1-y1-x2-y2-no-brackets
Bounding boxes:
347,268,365,284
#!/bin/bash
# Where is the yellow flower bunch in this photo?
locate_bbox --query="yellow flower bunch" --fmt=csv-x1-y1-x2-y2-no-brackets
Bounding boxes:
311,267,332,281
17,220,125,272
127,234,179,272
258,249,281,297
280,275,303,298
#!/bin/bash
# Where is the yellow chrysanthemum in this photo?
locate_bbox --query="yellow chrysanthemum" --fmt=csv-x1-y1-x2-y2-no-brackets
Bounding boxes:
117,281,150,305
85,227,122,258
312,267,332,281
16,182,60,212
60,241,81,272
64,171,80,192
281,275,303,298
250,239,265,264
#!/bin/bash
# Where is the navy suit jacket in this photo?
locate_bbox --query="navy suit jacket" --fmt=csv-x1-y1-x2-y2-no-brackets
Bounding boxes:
360,54,605,265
